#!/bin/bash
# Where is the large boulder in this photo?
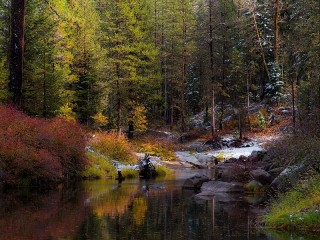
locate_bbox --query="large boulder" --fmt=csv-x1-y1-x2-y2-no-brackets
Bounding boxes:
221,165,247,182
247,150,267,162
250,168,273,185
195,154,217,168
183,174,210,189
270,163,307,191
200,181,245,194
176,152,203,168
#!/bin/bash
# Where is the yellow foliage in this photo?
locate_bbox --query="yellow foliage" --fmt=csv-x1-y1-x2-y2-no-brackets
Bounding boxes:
90,132,137,164
132,106,148,132
92,112,108,129
132,197,148,226
57,103,77,122
138,142,176,161
90,185,139,218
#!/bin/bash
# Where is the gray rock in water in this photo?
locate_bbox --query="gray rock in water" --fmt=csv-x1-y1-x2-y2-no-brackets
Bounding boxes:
200,181,245,194
183,174,210,189
250,168,273,185
221,165,246,182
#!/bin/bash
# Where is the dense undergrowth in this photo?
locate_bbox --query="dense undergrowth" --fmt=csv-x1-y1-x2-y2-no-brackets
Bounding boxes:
84,132,173,179
0,105,87,187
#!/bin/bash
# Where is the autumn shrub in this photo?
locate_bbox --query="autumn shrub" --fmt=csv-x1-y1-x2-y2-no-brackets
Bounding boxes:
89,132,137,164
0,105,87,186
133,135,176,161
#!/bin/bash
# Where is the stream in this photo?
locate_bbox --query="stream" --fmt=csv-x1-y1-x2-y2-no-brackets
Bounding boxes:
0,169,318,240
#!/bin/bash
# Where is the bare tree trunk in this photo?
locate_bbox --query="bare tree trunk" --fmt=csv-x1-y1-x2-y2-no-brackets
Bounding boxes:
292,71,296,133
181,6,187,133
209,0,216,137
43,45,47,117
247,70,251,130
273,0,280,64
250,1,270,81
211,85,216,136
9,0,25,107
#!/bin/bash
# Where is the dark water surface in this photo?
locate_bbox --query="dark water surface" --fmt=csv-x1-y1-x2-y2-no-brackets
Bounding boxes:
0,170,318,240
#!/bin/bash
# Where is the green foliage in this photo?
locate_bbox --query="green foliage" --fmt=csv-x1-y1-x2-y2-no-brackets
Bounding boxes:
82,152,117,179
257,110,267,129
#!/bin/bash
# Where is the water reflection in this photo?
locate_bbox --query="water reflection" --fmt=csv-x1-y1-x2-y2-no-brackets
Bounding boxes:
0,174,318,240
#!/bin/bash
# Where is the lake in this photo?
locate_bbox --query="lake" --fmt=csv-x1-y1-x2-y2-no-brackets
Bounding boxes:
0,170,317,240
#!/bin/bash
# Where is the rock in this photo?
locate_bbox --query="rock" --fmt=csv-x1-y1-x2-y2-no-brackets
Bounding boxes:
215,163,233,179
195,192,243,202
195,154,217,168
238,155,248,162
200,181,245,193
247,150,266,162
183,174,210,189
267,167,285,177
176,152,202,168
250,168,273,185
270,163,307,191
221,165,247,182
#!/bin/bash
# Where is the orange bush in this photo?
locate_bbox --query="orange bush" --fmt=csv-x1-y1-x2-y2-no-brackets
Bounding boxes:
90,132,137,163
0,105,87,186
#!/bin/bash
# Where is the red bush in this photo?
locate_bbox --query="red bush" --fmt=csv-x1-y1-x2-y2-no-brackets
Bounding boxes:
0,105,87,186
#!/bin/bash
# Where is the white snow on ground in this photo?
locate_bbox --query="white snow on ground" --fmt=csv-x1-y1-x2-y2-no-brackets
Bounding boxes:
207,145,263,159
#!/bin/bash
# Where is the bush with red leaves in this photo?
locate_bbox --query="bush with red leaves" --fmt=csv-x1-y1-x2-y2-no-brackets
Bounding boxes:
0,105,87,187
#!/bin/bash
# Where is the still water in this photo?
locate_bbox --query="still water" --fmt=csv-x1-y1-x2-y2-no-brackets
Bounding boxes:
0,170,318,240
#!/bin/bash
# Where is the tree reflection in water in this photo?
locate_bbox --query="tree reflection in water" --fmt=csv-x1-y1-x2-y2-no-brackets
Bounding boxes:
0,178,318,240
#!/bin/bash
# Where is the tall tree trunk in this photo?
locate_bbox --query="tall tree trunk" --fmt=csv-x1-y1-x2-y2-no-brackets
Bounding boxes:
9,0,25,107
273,0,280,64
250,0,270,81
43,45,47,117
209,0,216,137
292,71,296,133
181,6,187,133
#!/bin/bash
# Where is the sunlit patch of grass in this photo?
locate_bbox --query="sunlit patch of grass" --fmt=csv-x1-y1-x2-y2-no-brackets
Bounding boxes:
155,165,173,177
82,152,117,179
121,168,139,178
264,174,320,231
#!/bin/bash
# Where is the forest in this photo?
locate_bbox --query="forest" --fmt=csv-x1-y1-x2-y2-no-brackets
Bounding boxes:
1,0,318,133
0,0,320,236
